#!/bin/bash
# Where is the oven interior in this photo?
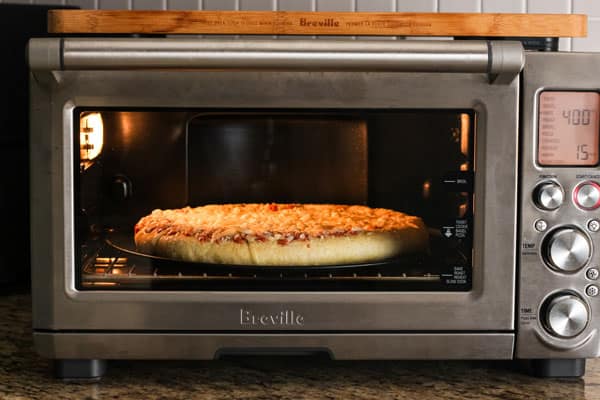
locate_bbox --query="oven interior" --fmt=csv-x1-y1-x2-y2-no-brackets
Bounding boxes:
76,109,474,291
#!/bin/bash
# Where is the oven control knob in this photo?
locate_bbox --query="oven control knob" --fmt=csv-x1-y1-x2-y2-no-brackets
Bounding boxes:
574,181,600,210
543,228,591,272
543,293,589,338
534,182,564,211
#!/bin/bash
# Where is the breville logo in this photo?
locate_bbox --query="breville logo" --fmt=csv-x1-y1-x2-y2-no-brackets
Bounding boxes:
240,308,305,327
299,18,340,28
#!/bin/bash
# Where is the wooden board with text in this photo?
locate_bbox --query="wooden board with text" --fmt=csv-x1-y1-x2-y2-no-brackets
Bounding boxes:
48,10,587,37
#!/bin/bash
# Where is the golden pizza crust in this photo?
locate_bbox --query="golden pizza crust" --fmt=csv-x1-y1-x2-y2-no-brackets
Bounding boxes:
134,204,428,266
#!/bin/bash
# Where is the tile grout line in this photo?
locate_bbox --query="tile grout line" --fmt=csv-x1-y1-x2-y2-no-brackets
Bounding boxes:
567,0,573,51
272,0,277,38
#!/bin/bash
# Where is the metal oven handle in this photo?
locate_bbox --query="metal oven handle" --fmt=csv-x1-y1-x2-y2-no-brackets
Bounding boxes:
28,38,523,84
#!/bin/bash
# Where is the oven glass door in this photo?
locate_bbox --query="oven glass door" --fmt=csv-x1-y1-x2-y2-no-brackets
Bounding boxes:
75,108,474,291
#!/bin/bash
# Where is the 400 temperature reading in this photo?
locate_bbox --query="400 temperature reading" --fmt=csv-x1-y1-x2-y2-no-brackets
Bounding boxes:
562,109,593,126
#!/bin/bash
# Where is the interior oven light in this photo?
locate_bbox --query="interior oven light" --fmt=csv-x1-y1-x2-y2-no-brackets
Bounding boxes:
460,113,470,158
80,112,104,162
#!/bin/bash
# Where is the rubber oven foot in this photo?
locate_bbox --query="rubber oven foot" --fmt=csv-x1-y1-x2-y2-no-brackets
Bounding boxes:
521,359,586,378
54,359,107,380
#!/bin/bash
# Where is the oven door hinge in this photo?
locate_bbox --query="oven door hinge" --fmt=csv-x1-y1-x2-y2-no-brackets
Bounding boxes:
487,41,525,85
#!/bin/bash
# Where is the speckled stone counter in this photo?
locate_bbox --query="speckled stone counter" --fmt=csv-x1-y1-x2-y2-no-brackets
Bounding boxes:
2,291,600,400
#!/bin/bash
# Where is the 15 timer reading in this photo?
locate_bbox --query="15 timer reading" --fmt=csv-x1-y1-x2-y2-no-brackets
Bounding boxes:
538,92,600,166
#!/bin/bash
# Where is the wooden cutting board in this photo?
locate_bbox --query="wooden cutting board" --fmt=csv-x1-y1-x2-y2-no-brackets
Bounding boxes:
48,10,587,37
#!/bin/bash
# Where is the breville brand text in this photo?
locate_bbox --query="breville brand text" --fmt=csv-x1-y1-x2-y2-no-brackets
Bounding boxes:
240,309,305,327
299,18,339,28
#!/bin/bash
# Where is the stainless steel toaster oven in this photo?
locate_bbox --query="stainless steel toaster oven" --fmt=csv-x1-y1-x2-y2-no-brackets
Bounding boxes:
28,38,600,379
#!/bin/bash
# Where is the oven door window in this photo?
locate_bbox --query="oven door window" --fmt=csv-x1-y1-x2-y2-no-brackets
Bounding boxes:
75,110,474,291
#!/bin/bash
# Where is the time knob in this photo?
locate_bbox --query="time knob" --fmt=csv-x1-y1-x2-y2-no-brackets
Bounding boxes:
533,181,564,211
543,227,591,272
542,293,589,338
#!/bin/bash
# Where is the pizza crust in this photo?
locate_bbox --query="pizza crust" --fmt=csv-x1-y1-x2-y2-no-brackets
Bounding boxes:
134,204,428,266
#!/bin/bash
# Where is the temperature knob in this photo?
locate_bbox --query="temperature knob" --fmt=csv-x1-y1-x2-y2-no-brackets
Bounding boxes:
574,181,600,210
543,293,589,338
534,181,564,211
543,228,591,272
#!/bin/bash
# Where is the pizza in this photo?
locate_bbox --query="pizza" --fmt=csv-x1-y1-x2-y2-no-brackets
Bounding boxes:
134,203,428,266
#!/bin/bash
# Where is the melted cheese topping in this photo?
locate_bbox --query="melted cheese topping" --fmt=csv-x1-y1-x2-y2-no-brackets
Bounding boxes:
135,204,425,245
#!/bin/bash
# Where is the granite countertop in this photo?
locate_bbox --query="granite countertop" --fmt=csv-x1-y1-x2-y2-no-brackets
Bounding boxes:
1,292,600,400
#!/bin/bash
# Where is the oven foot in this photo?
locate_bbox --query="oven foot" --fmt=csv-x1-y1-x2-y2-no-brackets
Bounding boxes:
54,359,107,380
521,359,586,378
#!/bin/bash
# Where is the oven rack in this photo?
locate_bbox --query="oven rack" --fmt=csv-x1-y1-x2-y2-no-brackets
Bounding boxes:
82,256,442,284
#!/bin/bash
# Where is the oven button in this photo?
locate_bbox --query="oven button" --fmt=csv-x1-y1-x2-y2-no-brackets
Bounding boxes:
534,181,564,211
543,228,591,272
586,285,599,297
534,219,548,232
543,293,589,338
588,219,600,233
574,181,600,210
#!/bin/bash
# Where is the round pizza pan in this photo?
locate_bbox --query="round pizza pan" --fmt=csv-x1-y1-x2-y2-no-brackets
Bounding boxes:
104,232,414,273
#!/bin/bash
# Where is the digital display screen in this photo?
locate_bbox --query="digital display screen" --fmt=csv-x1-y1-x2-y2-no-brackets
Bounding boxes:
538,91,600,166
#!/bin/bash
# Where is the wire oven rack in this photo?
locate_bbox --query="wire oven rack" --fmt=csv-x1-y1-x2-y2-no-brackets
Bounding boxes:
79,234,471,290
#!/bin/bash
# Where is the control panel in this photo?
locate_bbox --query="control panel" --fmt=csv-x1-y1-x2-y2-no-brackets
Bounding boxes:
517,52,600,363
524,174,600,352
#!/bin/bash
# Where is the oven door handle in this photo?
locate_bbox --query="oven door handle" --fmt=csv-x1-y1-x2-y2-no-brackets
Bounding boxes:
28,38,523,84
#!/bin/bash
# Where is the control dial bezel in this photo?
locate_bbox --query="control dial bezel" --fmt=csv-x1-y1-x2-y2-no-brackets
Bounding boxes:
540,292,590,339
533,180,565,211
541,226,592,273
573,180,600,211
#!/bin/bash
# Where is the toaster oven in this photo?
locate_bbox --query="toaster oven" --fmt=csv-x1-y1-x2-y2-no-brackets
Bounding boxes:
28,38,600,379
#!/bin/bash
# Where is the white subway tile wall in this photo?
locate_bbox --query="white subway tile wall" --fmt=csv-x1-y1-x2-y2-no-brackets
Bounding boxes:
527,0,570,14
132,0,165,9
98,0,129,9
278,0,313,11
573,0,600,16
356,0,394,12
395,0,436,12
67,0,96,8
203,0,236,10
166,0,200,10
239,0,274,10
316,0,354,11
26,0,598,51
439,0,481,12
482,0,524,13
